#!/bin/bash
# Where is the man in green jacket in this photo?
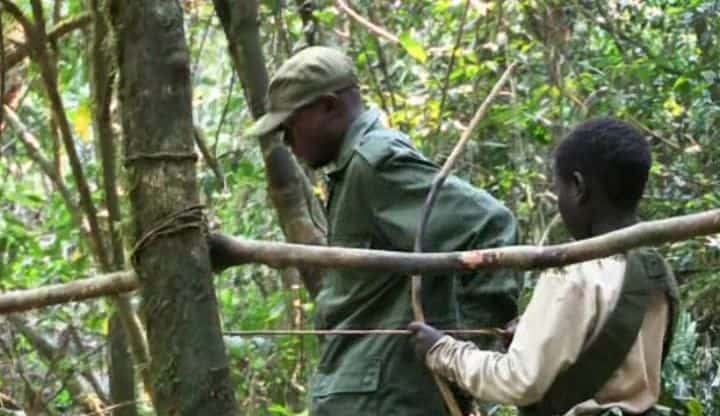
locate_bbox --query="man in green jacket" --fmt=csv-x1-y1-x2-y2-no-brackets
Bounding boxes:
219,46,520,415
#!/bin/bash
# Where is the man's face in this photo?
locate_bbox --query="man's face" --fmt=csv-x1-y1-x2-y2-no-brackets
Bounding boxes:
281,98,342,169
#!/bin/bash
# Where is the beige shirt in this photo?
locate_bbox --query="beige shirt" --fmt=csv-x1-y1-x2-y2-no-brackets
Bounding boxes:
426,256,669,414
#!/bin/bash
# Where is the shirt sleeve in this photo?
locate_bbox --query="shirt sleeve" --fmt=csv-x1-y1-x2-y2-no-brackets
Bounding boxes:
425,269,599,405
359,142,521,332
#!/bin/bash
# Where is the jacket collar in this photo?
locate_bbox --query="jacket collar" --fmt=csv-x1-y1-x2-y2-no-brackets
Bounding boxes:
326,108,382,176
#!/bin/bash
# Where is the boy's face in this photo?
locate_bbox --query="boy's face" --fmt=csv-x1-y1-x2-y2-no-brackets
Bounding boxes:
554,171,591,240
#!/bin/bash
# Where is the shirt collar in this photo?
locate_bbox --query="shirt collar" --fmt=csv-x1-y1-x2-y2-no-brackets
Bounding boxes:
326,108,382,176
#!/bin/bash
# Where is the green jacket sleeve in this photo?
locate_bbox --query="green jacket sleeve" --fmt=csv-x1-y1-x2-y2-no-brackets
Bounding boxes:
355,136,521,336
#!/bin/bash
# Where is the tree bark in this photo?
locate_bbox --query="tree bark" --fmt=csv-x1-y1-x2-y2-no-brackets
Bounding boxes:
108,314,138,416
87,1,150,412
212,0,326,298
111,1,240,414
2,208,718,315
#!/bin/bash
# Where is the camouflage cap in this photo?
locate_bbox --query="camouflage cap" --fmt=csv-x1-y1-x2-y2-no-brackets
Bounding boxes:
245,46,358,138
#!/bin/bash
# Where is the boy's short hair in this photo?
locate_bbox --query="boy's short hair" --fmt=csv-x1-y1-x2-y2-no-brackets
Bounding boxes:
554,118,651,209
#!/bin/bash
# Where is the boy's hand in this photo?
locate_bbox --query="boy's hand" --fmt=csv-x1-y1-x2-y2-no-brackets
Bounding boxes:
501,317,519,349
408,321,445,360
207,233,236,273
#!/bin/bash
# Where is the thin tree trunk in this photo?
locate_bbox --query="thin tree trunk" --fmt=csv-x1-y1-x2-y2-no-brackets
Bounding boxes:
108,314,138,416
87,1,149,413
110,1,240,414
212,0,326,298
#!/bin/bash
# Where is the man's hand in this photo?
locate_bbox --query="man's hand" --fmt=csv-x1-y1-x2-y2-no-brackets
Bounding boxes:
207,233,237,273
408,321,445,361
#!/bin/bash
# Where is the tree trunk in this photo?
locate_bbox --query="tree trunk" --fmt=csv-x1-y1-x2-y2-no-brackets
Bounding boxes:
212,0,327,298
87,1,144,414
108,315,138,416
111,1,240,414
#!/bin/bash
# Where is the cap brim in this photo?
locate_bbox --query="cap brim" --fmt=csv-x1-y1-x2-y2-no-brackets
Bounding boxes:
244,110,293,138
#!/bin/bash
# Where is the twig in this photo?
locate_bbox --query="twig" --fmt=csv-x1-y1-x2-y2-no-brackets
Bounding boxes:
1,208,719,314
8,314,106,414
22,1,111,270
349,23,390,117
367,8,397,112
68,326,109,403
3,13,92,71
433,0,472,137
212,73,236,156
224,328,506,336
194,126,225,188
537,213,561,246
0,334,50,413
3,105,83,222
191,15,213,79
334,0,399,44
626,114,681,150
81,399,149,416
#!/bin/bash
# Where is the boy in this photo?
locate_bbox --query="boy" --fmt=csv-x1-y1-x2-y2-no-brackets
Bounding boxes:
409,118,678,415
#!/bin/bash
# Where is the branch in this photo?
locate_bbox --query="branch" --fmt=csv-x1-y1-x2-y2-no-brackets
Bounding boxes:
50,12,92,41
335,0,399,44
411,62,515,416
1,209,718,314
89,0,122,270
433,0,472,134
194,126,225,188
0,271,138,314
367,8,397,111
3,105,83,224
0,0,34,35
20,4,110,270
212,72,235,155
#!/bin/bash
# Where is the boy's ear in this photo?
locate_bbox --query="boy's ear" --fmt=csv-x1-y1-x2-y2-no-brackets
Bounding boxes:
572,171,589,203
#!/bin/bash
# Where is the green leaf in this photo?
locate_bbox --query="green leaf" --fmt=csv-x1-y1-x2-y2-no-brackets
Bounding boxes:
268,404,293,416
399,33,427,63
687,398,704,416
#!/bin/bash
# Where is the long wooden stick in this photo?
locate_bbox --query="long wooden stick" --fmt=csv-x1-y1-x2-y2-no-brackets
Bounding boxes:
0,271,137,315
224,328,506,337
0,209,718,314
411,63,517,416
